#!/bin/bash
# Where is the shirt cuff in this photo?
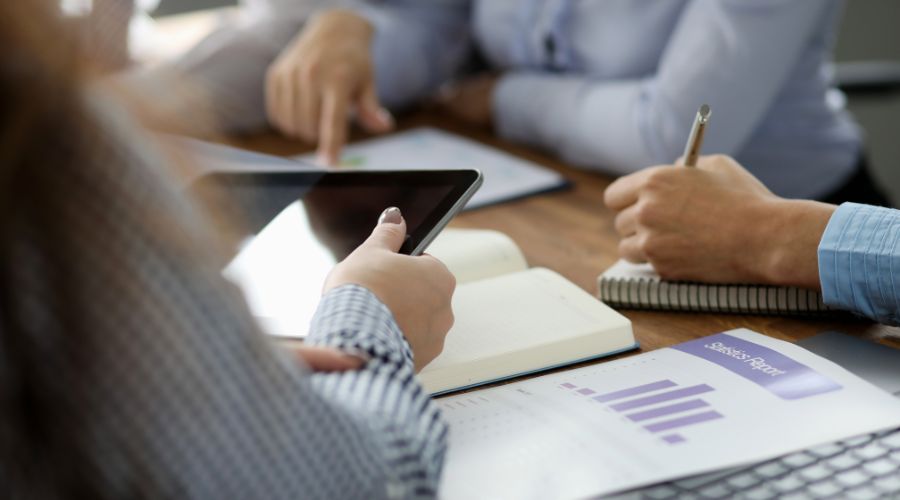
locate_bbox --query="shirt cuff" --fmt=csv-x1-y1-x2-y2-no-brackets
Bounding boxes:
818,202,900,324
307,284,414,367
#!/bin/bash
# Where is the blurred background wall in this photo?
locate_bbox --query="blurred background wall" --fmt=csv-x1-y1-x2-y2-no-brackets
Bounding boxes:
835,0,900,205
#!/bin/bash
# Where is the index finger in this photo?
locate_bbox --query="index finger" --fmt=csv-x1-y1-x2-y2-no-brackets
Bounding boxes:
293,345,366,372
318,87,350,166
603,166,664,211
264,66,280,130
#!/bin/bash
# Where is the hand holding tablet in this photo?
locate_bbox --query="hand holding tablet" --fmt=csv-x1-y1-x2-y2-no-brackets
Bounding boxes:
190,169,482,338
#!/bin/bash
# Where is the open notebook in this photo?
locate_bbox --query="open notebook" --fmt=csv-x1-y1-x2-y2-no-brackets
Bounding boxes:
597,260,838,316
420,229,636,395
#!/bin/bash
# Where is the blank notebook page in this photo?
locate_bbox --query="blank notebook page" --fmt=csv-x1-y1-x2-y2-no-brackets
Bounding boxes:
424,267,632,370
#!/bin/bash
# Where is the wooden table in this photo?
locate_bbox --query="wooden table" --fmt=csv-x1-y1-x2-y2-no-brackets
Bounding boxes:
152,6,900,361
227,111,900,359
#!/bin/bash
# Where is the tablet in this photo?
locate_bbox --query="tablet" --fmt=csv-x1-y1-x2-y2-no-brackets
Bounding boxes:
192,169,482,337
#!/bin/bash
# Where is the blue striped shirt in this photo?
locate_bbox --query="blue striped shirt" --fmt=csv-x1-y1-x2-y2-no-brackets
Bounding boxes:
819,203,900,326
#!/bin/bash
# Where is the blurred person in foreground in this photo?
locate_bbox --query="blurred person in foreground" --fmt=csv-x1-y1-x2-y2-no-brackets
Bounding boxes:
145,0,887,206
1,1,455,498
604,154,900,325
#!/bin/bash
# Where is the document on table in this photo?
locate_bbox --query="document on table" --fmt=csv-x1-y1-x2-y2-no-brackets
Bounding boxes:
436,329,900,499
295,127,569,209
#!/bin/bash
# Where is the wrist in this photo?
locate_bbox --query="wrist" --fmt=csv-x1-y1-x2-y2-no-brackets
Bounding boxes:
754,199,836,290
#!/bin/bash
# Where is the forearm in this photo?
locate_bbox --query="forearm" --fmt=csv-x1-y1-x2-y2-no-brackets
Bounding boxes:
493,73,658,173
306,285,447,496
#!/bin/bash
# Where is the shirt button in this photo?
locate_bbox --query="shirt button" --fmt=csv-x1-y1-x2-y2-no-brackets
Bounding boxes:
544,34,556,58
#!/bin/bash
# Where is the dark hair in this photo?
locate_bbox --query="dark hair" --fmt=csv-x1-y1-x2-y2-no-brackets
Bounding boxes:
0,3,235,496
0,1,105,496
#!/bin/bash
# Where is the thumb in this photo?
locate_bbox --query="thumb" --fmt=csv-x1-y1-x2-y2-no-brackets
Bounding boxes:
362,207,407,252
356,81,394,133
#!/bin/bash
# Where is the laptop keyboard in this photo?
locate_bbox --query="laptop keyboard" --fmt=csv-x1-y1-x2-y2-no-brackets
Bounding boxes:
611,427,900,499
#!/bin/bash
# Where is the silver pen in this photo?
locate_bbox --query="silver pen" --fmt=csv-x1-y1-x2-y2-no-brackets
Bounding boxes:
681,104,711,167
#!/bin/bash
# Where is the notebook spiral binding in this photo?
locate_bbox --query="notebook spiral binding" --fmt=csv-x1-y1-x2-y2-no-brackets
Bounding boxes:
598,276,846,317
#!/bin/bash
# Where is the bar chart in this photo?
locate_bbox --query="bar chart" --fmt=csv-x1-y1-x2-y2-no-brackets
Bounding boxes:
560,379,722,444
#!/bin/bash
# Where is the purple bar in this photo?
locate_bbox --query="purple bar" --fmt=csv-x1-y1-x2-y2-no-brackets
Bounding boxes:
610,384,715,412
626,399,709,422
592,379,677,403
671,333,842,400
561,383,577,389
644,410,724,433
577,388,596,396
662,434,686,444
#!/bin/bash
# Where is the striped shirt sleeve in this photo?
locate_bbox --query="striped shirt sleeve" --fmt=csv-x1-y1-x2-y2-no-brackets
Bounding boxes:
818,202,900,325
306,284,448,498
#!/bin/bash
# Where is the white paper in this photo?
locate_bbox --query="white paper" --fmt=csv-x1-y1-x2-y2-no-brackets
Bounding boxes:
436,329,900,499
295,128,567,209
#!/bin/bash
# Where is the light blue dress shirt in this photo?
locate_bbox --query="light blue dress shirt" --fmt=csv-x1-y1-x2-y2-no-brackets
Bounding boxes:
819,203,900,326
355,0,862,200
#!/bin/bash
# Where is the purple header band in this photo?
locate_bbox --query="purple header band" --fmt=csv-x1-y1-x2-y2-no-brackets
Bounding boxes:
671,333,842,400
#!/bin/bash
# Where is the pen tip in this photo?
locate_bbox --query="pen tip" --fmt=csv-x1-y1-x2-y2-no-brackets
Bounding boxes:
698,104,711,122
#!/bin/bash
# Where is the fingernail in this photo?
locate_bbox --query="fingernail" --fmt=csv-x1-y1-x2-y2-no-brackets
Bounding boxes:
317,153,339,167
378,206,402,225
377,108,394,127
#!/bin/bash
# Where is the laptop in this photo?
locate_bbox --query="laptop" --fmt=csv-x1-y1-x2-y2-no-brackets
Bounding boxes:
610,332,900,499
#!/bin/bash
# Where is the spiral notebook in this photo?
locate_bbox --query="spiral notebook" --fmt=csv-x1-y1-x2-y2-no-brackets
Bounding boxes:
597,260,839,316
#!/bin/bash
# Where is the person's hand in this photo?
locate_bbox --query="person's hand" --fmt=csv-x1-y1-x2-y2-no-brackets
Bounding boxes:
603,155,835,288
433,73,500,128
324,207,455,371
265,9,394,165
